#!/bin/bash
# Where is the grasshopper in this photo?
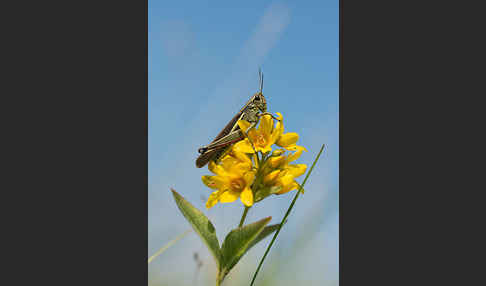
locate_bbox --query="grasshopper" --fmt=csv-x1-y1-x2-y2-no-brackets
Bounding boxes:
196,70,275,168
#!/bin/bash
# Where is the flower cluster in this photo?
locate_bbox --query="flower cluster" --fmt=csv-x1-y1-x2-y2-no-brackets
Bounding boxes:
202,113,307,209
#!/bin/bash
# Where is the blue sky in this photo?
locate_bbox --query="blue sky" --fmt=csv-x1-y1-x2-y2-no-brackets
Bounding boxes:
149,1,338,285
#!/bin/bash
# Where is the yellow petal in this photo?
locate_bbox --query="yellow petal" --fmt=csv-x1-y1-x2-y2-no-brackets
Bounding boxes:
287,150,302,162
206,191,220,209
261,145,273,154
275,112,284,131
287,146,307,162
277,132,299,147
232,148,252,165
268,156,285,168
259,114,273,136
276,181,299,195
268,132,279,146
240,187,254,206
237,119,251,132
275,174,297,194
278,174,294,187
228,162,252,176
208,161,227,176
272,149,285,156
285,145,308,152
298,146,308,152
263,169,281,184
219,190,240,203
276,174,298,194
247,127,257,140
234,139,256,154
290,181,299,192
286,164,307,178
228,161,246,172
221,155,240,170
202,175,221,190
243,170,256,186
271,125,282,144
271,120,283,144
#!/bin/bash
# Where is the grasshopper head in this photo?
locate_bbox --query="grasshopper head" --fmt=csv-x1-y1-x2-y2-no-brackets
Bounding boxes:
253,92,267,112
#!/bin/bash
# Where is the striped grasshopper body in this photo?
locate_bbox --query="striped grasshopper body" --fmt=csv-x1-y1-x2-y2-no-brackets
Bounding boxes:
196,72,267,168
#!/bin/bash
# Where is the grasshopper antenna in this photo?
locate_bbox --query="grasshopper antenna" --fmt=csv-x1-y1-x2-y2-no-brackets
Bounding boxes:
258,68,264,93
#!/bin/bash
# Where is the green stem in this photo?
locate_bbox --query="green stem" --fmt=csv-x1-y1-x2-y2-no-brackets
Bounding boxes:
249,143,325,286
148,229,192,264
216,270,225,286
238,206,251,227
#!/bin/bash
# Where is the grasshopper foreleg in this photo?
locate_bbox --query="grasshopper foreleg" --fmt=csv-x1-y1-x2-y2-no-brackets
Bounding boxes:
256,112,281,121
241,121,258,155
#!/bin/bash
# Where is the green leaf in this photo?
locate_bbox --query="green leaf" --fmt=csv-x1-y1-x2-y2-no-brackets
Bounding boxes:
247,221,286,251
220,217,272,279
171,189,221,269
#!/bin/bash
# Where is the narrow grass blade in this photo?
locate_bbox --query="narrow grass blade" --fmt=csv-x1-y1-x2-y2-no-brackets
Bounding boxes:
249,143,325,286
147,229,192,264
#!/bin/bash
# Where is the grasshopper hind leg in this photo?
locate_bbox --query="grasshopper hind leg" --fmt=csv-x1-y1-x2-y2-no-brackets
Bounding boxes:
196,147,227,168
198,147,208,154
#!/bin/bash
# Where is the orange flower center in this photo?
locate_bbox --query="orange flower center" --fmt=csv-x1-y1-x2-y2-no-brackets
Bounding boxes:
256,134,266,146
230,178,246,192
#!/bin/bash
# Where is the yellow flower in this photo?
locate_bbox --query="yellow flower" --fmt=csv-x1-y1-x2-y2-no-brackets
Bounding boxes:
274,113,306,152
220,146,253,170
202,148,256,208
201,112,309,206
233,114,282,154
259,146,307,195
266,146,306,171
273,164,307,194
